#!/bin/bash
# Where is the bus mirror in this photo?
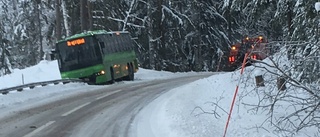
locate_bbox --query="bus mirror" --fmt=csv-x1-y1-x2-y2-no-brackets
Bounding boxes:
50,53,55,60
49,49,55,60
51,49,56,54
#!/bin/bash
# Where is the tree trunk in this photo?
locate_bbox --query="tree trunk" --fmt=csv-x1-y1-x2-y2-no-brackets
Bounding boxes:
0,42,11,75
287,1,293,38
62,0,71,37
147,2,155,69
37,1,44,60
55,0,62,40
87,1,93,31
156,0,164,70
80,0,89,31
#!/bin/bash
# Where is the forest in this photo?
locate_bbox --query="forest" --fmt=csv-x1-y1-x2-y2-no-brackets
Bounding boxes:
0,0,319,135
0,0,319,74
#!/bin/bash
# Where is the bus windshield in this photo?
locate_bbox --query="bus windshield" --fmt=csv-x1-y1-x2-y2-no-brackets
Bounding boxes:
56,36,102,72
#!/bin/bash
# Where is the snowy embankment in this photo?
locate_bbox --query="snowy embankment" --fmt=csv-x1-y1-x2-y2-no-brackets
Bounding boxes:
0,60,61,89
134,69,269,137
0,60,192,120
135,53,318,137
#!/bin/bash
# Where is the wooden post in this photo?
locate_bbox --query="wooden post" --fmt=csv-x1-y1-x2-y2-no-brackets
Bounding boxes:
277,76,286,91
22,74,24,85
255,75,265,87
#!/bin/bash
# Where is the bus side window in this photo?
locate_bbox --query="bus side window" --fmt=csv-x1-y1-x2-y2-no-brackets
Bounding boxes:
122,35,127,51
123,34,128,51
101,35,108,54
125,35,131,51
96,35,106,54
106,34,113,53
104,35,109,53
107,35,112,53
99,41,105,54
114,35,120,52
94,41,102,60
125,35,133,50
118,35,124,52
124,34,128,51
111,35,116,53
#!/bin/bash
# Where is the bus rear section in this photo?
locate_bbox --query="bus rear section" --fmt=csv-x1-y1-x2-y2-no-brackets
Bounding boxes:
55,30,139,84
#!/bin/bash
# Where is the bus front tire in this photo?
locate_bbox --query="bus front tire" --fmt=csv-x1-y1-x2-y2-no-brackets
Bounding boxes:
128,63,134,81
109,68,115,84
124,63,134,81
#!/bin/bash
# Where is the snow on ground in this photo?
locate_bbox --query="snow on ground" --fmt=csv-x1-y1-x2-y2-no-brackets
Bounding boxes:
0,60,61,89
315,2,320,12
0,61,184,110
0,60,318,137
135,69,272,137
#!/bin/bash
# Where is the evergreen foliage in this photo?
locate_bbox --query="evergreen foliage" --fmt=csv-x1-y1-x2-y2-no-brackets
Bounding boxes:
0,0,319,76
0,0,319,134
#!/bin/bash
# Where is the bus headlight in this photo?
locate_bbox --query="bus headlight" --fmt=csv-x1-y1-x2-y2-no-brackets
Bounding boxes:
96,70,106,76
100,70,105,75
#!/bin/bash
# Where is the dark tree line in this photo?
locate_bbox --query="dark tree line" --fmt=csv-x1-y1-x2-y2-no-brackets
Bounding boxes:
0,0,319,135
0,0,319,74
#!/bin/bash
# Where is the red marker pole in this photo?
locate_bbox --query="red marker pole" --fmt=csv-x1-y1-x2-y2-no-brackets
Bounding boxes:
223,53,248,137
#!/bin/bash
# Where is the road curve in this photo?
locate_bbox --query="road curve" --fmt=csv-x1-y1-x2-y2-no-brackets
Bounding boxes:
0,73,213,137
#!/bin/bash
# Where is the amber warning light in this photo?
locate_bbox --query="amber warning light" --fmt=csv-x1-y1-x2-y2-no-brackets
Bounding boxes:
67,38,85,46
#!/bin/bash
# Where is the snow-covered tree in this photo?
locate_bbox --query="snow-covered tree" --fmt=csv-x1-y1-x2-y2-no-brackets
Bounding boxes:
0,0,55,71
2,0,319,74
277,0,320,84
0,21,11,75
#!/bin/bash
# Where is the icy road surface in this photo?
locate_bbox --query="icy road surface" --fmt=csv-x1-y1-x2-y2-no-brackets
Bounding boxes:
0,73,212,137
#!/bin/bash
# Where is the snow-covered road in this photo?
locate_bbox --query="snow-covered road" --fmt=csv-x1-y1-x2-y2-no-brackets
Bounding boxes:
1,60,318,137
0,73,213,137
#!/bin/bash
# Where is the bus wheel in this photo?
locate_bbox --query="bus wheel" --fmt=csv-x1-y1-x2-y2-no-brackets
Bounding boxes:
109,67,115,84
124,63,134,81
128,63,134,81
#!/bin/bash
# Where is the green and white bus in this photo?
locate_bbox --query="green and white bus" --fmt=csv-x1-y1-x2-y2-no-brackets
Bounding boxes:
55,30,139,84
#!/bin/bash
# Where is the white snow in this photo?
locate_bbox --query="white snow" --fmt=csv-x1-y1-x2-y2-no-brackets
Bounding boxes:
315,2,320,12
0,60,318,137
0,60,61,89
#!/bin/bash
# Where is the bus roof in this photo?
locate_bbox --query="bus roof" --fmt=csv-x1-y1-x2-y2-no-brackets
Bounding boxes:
57,30,129,43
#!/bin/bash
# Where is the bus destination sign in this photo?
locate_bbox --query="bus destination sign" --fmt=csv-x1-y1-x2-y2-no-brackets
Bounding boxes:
67,38,85,47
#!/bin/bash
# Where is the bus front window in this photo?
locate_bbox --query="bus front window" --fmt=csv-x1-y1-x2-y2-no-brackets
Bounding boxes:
56,36,103,72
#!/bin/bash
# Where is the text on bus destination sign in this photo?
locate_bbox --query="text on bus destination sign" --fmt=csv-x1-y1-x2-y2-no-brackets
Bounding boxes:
67,38,85,46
